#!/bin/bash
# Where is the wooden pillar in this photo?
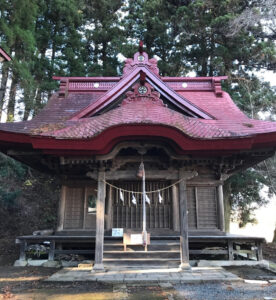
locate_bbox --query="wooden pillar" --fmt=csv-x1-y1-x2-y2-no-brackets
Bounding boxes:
57,185,66,231
93,170,106,271
179,169,190,270
106,186,113,230
48,241,55,261
19,240,27,261
172,184,180,232
218,184,225,232
257,241,263,261
228,240,234,260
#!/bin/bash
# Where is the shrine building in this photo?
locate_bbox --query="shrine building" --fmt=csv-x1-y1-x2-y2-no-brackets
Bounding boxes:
1,47,276,270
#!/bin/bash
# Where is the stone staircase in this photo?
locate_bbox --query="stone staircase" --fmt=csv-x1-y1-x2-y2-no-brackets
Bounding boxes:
103,237,181,269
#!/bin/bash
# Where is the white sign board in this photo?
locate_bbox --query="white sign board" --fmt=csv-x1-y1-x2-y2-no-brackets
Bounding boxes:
112,228,123,237
130,234,143,244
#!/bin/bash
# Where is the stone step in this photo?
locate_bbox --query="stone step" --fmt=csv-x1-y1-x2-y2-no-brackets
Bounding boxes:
103,258,180,268
104,243,180,252
103,250,180,259
104,237,180,242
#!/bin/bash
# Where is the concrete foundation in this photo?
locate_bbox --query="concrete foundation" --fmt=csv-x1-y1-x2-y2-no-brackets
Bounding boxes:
197,260,269,268
14,260,28,267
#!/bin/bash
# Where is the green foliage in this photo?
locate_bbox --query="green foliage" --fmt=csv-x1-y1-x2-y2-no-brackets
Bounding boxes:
0,153,26,209
225,169,271,227
0,188,20,209
0,153,26,178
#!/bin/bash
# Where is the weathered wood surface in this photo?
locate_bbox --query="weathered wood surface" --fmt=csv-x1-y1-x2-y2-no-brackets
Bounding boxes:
57,186,66,231
63,187,84,229
88,170,180,180
84,186,97,229
15,234,265,262
93,170,106,271
112,180,172,229
15,235,266,242
179,169,190,269
48,241,55,261
106,186,113,230
172,184,180,231
228,240,234,260
217,184,225,231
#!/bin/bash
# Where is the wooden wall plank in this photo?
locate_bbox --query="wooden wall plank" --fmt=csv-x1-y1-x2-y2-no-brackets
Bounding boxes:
64,187,84,229
197,186,218,229
187,187,197,229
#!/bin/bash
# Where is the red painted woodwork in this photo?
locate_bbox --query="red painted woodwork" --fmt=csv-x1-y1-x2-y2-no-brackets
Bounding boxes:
0,50,275,158
0,47,11,61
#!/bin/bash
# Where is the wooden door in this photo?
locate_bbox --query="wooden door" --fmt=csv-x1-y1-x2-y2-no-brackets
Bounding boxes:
112,181,172,229
63,187,84,229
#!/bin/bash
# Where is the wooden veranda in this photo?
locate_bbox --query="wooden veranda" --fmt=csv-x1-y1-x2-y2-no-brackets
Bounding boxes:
16,234,264,266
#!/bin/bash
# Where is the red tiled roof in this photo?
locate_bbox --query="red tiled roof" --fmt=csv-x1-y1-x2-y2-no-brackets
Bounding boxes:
0,92,104,134
0,50,275,152
178,91,248,121
41,99,232,139
37,98,276,140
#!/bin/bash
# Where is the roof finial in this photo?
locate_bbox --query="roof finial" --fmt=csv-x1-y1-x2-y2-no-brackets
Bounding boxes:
139,40,143,54
140,71,146,86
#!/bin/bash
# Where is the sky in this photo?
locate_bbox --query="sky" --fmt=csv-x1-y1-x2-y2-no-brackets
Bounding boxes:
229,71,276,242
230,190,276,242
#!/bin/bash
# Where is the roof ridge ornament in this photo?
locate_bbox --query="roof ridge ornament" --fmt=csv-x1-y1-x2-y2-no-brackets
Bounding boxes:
139,40,143,54
122,82,164,107
123,42,159,76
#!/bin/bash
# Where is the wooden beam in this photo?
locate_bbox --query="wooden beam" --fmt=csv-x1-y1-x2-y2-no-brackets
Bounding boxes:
87,170,181,180
7,150,39,156
95,141,189,161
93,170,106,271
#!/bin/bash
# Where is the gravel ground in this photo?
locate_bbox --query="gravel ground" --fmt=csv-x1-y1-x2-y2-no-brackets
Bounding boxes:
174,282,276,300
1,266,276,299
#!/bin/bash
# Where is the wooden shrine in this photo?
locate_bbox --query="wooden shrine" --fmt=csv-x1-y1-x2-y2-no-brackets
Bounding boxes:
0,45,276,269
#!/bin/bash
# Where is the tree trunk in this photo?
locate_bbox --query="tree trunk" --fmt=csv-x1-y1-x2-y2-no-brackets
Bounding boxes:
33,88,42,116
273,226,276,243
7,76,18,122
0,65,9,119
23,88,34,121
102,40,107,74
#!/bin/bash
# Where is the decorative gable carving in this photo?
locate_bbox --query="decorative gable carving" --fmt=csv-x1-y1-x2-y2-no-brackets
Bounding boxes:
122,82,165,107
123,52,159,76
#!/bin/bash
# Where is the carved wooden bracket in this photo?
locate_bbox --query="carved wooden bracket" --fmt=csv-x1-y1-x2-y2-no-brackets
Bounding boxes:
122,82,164,106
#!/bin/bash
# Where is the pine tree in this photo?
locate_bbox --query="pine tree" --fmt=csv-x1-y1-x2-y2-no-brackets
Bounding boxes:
0,0,37,121
82,0,124,76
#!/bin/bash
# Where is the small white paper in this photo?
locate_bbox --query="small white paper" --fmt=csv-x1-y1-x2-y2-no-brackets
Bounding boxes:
112,228,123,237
130,234,143,244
